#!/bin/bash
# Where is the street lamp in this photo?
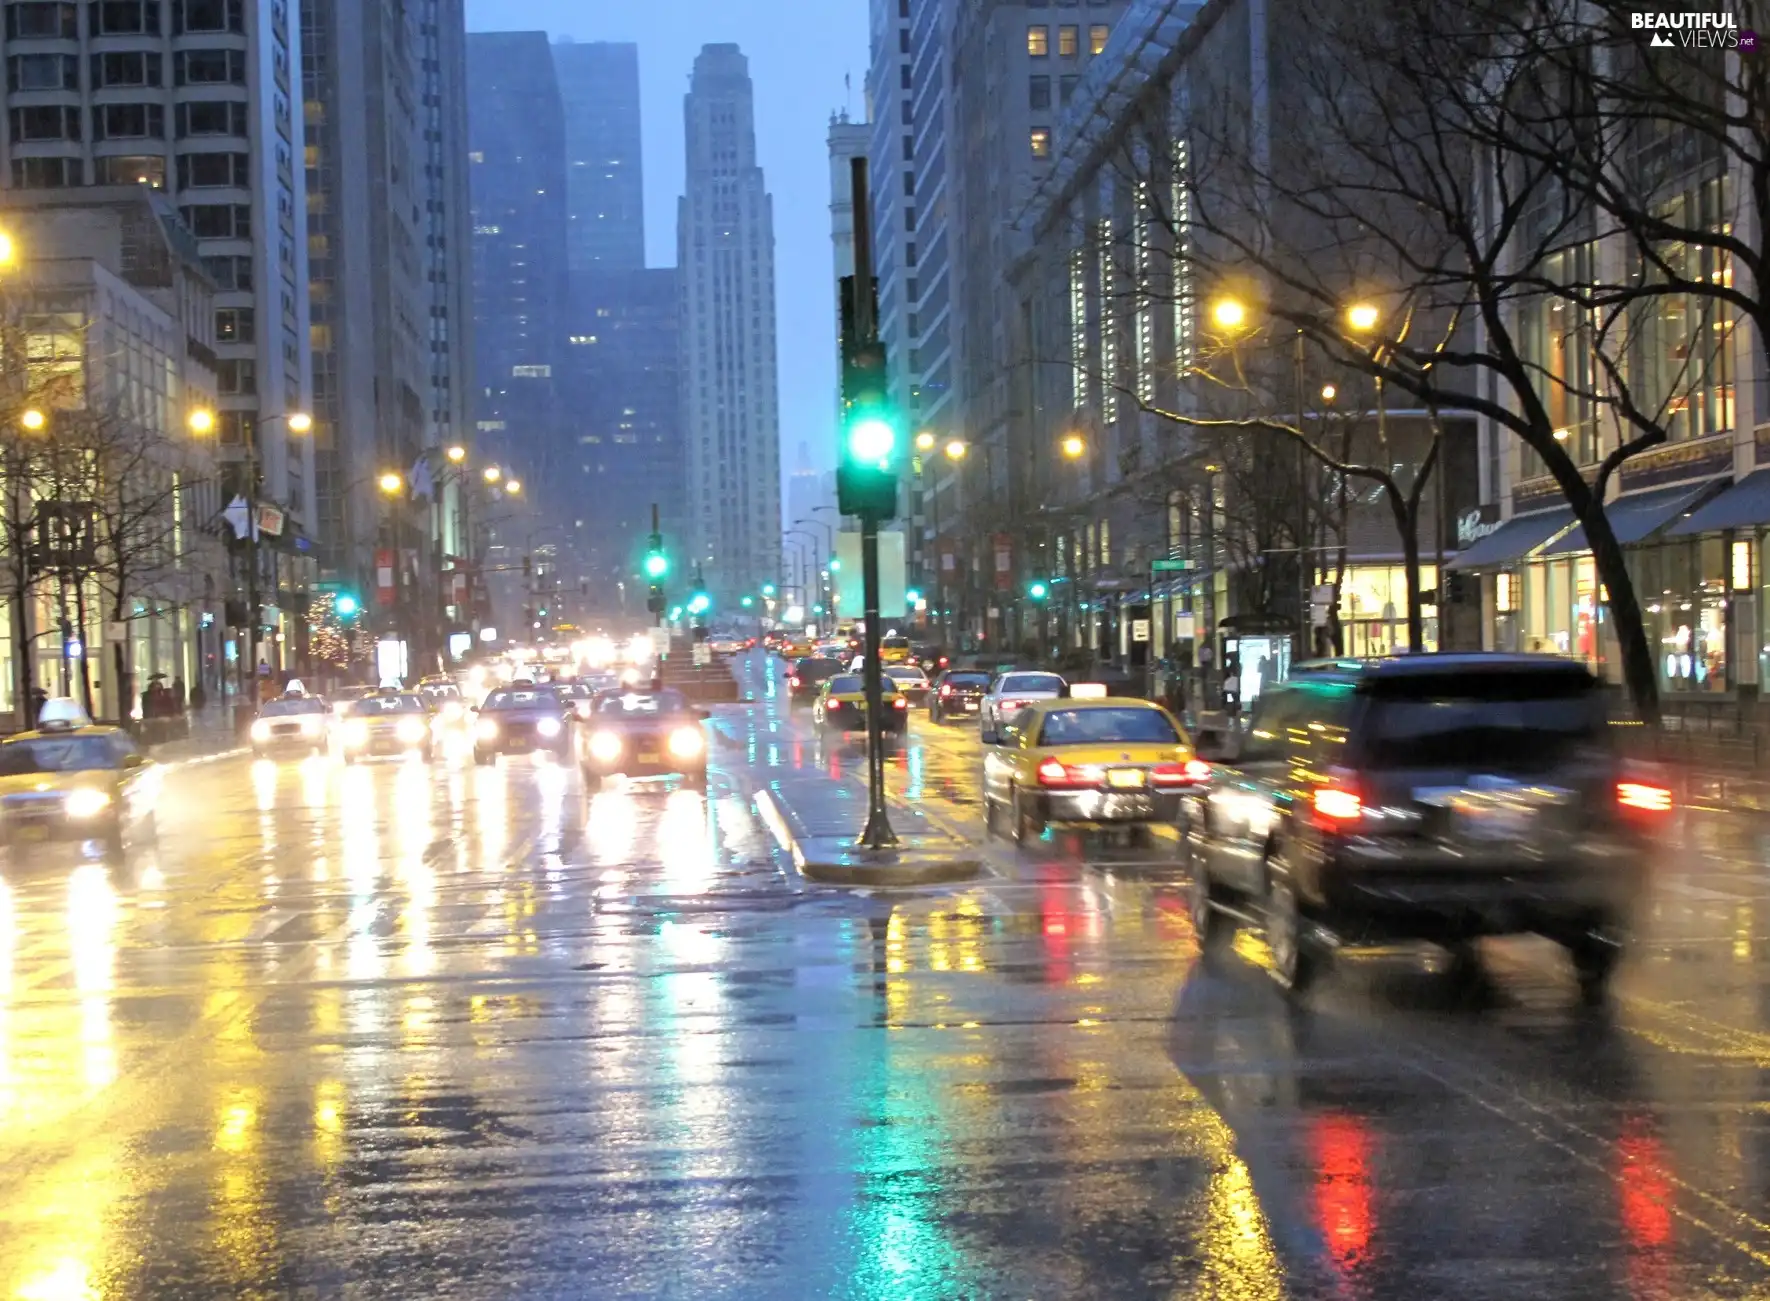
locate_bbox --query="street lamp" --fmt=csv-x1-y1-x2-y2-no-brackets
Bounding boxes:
915,431,936,453
0,231,15,267
1345,301,1381,334
504,478,522,495
1060,434,1086,460
1210,296,1248,330
286,411,314,434
1320,383,1337,403
378,471,403,496
446,444,466,463
187,408,215,435
944,438,968,461
483,465,502,483
20,408,45,433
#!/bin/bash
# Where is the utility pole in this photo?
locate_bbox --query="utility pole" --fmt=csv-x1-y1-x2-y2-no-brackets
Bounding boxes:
841,156,898,851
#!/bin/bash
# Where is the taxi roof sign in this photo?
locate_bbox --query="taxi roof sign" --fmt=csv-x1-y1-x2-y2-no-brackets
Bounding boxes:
37,697,91,731
1067,683,1109,699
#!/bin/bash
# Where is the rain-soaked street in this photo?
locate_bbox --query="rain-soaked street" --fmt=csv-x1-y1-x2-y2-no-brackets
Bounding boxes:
1,653,1770,1298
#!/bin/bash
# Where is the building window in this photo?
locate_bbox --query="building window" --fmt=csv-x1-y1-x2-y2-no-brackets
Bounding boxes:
174,0,244,33
1172,138,1196,374
1631,175,1735,445
10,53,78,90
216,358,256,395
1089,24,1109,54
96,154,164,186
174,48,246,86
215,307,254,343
511,364,551,378
93,50,163,87
1098,217,1118,423
1134,181,1154,405
9,106,80,142
1027,24,1049,56
180,202,250,238
94,1,158,35
1059,74,1079,106
11,157,75,188
178,101,247,137
1058,25,1078,56
203,255,253,290
8,3,78,38
1030,128,1050,159
94,103,165,140
1029,75,1051,110
177,151,250,188
1069,246,1088,409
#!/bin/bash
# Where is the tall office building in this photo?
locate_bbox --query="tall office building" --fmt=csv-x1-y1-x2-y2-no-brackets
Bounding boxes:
302,0,471,591
553,38,644,273
827,112,868,426
0,0,313,526
467,32,567,514
678,44,779,601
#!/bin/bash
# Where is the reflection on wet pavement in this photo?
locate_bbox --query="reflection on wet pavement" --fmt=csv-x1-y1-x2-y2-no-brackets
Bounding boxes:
0,652,1763,1296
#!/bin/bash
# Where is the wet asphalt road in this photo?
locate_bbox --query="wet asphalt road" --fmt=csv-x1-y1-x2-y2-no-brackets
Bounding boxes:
0,654,1769,1298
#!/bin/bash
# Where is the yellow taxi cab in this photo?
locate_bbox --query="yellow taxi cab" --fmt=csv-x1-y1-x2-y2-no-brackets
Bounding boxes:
880,634,913,665
782,636,814,660
813,671,911,737
0,698,159,852
981,696,1208,842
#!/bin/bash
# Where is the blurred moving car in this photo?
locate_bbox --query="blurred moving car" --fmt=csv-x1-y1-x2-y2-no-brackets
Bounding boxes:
1183,654,1660,1001
551,680,599,722
578,687,709,791
787,656,843,707
982,698,1205,846
880,634,913,664
708,635,745,655
0,698,158,852
781,635,813,659
928,669,991,722
473,685,572,764
337,691,435,762
813,673,909,738
980,670,1068,743
417,677,470,735
883,664,930,704
911,643,947,674
251,696,330,757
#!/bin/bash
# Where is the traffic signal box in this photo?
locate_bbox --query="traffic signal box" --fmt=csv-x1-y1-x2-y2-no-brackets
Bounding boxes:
837,275,898,519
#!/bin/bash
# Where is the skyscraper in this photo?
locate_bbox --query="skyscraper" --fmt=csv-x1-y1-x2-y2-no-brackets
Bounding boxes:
467,33,568,515
302,0,471,595
0,0,314,527
553,39,645,274
678,44,780,602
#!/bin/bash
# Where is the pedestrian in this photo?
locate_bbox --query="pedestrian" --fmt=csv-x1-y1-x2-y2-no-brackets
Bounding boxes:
27,684,46,726
190,680,207,712
172,676,186,711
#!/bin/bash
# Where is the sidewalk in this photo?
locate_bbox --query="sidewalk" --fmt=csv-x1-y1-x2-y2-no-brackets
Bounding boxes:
145,706,245,767
755,770,985,887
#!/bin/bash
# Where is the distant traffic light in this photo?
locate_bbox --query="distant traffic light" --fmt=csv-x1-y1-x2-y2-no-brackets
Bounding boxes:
905,588,921,604
1027,580,1049,601
335,593,360,618
761,583,776,597
741,595,754,608
643,550,668,580
687,592,711,616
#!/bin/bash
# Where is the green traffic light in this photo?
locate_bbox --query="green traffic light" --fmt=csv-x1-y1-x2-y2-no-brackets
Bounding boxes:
828,558,841,572
741,596,754,608
846,414,895,464
334,593,360,617
1028,581,1049,600
761,584,776,597
688,593,710,615
905,588,922,604
669,605,683,621
644,552,668,580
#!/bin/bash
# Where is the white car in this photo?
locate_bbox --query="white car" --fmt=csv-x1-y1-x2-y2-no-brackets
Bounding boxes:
708,636,745,655
980,671,1068,743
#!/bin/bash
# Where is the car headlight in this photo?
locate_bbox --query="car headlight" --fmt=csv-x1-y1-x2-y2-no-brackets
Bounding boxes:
667,726,705,759
441,701,464,722
65,788,111,819
589,730,622,763
300,716,323,736
344,720,370,746
397,717,429,744
536,716,563,739
476,717,499,741
250,719,271,741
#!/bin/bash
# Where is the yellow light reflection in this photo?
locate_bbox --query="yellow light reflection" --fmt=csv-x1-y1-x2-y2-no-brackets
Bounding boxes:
250,758,278,810
68,866,118,1091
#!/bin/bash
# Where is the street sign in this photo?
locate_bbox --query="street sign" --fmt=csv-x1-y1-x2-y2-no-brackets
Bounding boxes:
1132,618,1151,642
648,626,670,657
693,644,711,666
1151,558,1195,573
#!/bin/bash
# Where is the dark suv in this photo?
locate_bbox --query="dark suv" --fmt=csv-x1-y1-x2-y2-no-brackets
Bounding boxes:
786,656,843,708
1184,654,1664,1002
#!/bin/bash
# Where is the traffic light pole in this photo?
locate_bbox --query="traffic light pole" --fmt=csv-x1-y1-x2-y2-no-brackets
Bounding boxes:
849,157,897,851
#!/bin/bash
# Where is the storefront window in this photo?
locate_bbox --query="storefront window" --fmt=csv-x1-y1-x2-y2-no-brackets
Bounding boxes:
1336,565,1438,655
1520,557,1608,675
1633,536,1728,693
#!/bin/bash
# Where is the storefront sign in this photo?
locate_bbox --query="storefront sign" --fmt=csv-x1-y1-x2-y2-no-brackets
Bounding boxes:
1132,618,1151,642
1457,507,1501,547
1175,613,1195,640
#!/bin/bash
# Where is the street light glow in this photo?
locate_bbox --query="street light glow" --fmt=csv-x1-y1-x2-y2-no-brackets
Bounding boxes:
1210,297,1247,330
1320,383,1338,402
944,439,968,461
19,409,45,432
1060,434,1086,459
446,444,467,462
286,411,314,434
378,472,403,495
504,479,522,495
0,231,14,266
483,465,503,483
187,408,215,435
915,431,936,452
1346,302,1380,333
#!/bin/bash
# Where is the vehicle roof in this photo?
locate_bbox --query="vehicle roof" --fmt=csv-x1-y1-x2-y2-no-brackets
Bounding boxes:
1018,697,1164,713
1290,652,1598,682
6,724,125,742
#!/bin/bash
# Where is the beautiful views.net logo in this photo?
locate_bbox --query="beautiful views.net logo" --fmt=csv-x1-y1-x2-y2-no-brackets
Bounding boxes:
1629,11,1749,47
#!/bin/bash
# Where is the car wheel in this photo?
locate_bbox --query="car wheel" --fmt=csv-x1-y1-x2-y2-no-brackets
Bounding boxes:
982,795,1000,838
1013,787,1044,844
1266,875,1321,995
1566,924,1624,1005
1188,855,1229,949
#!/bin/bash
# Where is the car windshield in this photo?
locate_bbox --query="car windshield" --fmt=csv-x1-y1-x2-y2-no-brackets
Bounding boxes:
595,690,691,716
481,689,561,712
0,736,128,774
1359,671,1609,771
420,684,461,701
796,658,840,677
260,698,326,716
946,673,990,688
883,636,911,650
1036,707,1179,746
345,695,426,715
884,667,926,683
1000,673,1065,694
828,675,866,694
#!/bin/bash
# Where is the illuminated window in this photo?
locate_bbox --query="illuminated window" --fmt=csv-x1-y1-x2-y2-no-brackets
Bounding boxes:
1134,180,1153,405
1030,128,1050,159
1733,540,1753,590
1027,25,1048,55
1495,572,1516,613
1172,138,1195,374
1058,25,1078,56
1089,24,1109,53
1069,247,1088,409
1098,217,1117,424
511,365,551,378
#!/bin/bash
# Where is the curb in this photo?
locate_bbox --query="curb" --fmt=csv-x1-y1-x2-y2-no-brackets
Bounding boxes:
154,745,247,772
754,789,985,888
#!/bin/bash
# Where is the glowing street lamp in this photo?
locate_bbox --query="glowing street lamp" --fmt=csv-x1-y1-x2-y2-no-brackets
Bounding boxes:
378,472,403,495
504,479,522,495
1210,296,1248,330
483,465,503,483
20,408,46,433
915,431,936,453
187,408,215,435
1060,434,1086,460
944,439,968,461
286,411,314,434
446,444,467,463
1345,302,1380,334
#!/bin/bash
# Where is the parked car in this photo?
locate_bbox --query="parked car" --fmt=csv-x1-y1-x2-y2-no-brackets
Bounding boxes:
1183,654,1663,1001
928,669,991,722
980,671,1068,743
787,656,844,707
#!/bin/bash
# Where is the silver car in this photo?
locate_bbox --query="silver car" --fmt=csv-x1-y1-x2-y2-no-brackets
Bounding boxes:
980,671,1066,744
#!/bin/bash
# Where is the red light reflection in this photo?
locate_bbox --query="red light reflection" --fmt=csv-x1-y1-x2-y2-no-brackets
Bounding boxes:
1310,1113,1373,1277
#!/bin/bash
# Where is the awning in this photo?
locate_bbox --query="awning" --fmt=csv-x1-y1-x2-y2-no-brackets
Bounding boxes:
1542,479,1726,556
1450,508,1573,569
1668,468,1770,535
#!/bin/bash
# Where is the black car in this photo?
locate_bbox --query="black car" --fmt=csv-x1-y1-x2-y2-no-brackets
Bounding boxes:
473,685,572,763
928,669,990,722
578,687,709,790
912,643,950,674
1184,654,1663,1002
787,656,842,707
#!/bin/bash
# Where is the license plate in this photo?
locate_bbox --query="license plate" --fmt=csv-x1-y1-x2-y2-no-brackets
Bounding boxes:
15,825,48,843
639,750,659,763
1107,767,1147,789
1461,808,1532,842
963,701,977,711
1100,794,1154,818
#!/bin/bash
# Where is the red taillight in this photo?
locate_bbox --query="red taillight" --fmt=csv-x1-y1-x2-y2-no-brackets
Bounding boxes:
893,697,907,709
939,684,953,697
1617,781,1672,813
1313,786,1363,824
1037,757,1100,788
788,676,799,687
938,657,949,667
1151,758,1212,786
